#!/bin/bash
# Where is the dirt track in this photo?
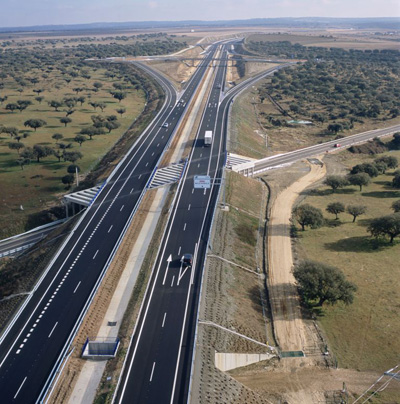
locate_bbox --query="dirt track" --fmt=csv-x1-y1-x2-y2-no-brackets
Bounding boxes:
268,160,326,352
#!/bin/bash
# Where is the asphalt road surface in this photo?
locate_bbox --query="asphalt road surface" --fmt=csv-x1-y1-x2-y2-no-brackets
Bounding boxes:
0,45,218,403
114,43,282,404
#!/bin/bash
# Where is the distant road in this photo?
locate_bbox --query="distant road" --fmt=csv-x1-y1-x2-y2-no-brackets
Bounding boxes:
233,124,400,175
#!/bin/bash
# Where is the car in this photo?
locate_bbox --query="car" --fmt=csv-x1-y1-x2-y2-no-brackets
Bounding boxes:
162,122,169,128
216,84,221,89
181,253,193,267
334,143,341,148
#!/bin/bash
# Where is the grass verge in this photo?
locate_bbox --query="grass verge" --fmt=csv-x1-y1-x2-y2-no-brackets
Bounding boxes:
295,150,400,373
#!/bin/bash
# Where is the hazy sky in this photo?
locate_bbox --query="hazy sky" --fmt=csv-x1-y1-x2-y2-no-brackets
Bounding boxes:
1,0,399,27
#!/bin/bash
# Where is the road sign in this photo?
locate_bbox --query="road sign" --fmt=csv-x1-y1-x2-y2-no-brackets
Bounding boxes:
194,175,211,189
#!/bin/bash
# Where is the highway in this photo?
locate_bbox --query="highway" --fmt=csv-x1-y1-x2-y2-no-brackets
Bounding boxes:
114,43,287,404
0,44,218,403
232,123,400,175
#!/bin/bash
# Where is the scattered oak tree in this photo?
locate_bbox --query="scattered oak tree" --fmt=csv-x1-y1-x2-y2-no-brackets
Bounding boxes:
346,205,367,222
292,204,324,231
347,173,371,191
326,202,345,220
324,175,348,192
368,213,400,243
52,133,63,143
293,260,357,307
74,135,87,146
116,107,126,117
392,200,400,213
24,119,47,132
61,174,74,189
60,117,72,127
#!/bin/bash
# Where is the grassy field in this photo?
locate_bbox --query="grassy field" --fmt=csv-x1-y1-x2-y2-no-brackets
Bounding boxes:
246,33,400,51
295,149,400,372
0,66,145,238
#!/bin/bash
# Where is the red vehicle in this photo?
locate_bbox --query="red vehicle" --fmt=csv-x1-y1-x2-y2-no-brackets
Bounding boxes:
334,143,341,148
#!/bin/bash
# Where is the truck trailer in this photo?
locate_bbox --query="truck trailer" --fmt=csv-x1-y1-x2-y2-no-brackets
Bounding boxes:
204,130,212,146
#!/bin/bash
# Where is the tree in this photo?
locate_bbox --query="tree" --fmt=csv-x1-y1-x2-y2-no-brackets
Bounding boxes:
116,107,126,117
106,115,118,122
63,151,83,163
8,142,24,155
53,151,63,162
292,204,324,231
80,126,105,140
368,213,400,243
392,200,400,213
17,100,32,113
346,205,367,222
32,145,53,162
5,103,19,113
327,123,343,134
35,96,44,104
73,87,83,94
350,163,379,178
49,100,63,111
24,119,47,131
89,101,99,111
60,117,72,127
20,147,34,160
104,121,120,133
52,133,63,143
324,175,348,192
74,135,87,146
62,174,74,189
374,156,398,170
16,158,30,170
112,91,126,103
347,173,371,191
77,96,85,106
93,82,103,92
326,202,345,219
65,109,75,117
1,126,19,137
374,161,387,175
97,102,107,112
393,173,400,189
67,164,80,174
293,260,357,307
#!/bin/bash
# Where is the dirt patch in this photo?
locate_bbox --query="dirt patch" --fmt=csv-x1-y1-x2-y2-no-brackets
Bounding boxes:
234,366,400,404
146,45,203,90
267,160,326,352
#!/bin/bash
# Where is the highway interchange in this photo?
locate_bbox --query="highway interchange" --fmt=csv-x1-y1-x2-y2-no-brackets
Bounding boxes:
0,38,399,404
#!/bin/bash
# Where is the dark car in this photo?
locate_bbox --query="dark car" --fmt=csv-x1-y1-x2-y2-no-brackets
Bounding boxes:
181,253,193,267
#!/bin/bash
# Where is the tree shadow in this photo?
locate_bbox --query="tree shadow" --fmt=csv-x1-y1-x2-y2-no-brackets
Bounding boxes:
326,219,344,228
324,236,390,253
361,190,400,198
268,223,291,237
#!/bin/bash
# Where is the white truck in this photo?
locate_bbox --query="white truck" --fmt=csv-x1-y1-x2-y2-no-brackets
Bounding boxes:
204,130,212,146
